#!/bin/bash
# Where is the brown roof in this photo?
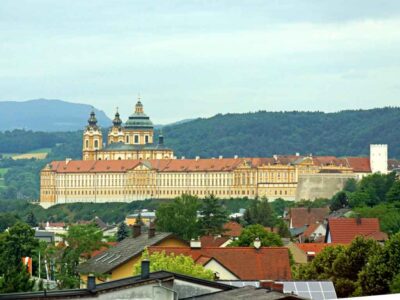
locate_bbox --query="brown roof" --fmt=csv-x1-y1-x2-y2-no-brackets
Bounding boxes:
148,246,292,281
200,236,229,247
223,221,243,237
327,218,388,243
345,157,371,173
289,207,329,228
294,243,342,256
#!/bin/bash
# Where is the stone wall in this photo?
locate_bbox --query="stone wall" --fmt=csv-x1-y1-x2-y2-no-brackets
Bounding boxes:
295,173,357,201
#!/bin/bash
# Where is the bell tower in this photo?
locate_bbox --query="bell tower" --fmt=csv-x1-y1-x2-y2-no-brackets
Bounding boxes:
82,110,103,160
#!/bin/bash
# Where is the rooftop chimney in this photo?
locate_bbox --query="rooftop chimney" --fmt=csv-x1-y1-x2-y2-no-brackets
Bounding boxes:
148,223,156,238
273,154,278,160
132,224,141,238
259,280,284,293
141,259,150,279
253,237,261,250
87,274,96,291
190,238,201,249
356,215,362,225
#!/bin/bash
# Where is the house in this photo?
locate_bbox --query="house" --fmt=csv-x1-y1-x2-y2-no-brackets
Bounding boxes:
148,242,292,281
34,230,55,244
77,224,187,284
287,242,343,264
298,223,326,243
325,218,388,243
222,221,243,237
200,235,231,247
125,210,156,226
288,207,329,229
0,262,237,300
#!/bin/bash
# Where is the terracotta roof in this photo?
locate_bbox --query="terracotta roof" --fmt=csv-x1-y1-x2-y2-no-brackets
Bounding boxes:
294,243,342,256
200,236,229,247
223,221,243,237
326,218,388,243
148,246,292,281
88,242,117,258
302,223,323,239
289,207,329,228
345,157,371,173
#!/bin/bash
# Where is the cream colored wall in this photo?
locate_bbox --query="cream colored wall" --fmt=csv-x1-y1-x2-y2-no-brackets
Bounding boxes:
203,259,239,280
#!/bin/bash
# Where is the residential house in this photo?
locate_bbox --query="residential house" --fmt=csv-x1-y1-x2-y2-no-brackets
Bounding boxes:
0,263,236,300
222,221,243,237
148,242,292,281
288,207,329,229
287,242,343,264
125,210,156,226
77,225,187,284
34,230,55,244
325,218,388,243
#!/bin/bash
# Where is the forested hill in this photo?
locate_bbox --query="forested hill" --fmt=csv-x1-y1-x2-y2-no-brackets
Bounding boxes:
163,107,400,158
0,99,110,131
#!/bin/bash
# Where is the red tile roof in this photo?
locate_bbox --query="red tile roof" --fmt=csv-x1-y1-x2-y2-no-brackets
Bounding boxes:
200,236,229,247
294,243,342,255
327,218,388,243
148,246,292,281
302,223,322,238
345,157,371,173
223,221,243,237
88,242,117,258
289,207,329,228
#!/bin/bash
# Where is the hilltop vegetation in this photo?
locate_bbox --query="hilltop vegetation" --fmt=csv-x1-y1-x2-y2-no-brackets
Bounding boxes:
163,107,400,158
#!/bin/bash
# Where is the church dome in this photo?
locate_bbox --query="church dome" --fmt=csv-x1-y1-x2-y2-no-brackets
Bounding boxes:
124,99,154,129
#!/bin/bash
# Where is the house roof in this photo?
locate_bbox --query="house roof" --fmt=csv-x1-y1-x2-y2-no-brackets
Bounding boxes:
326,218,388,243
294,243,342,256
289,207,329,228
0,271,235,300
188,285,303,300
344,157,371,173
77,232,176,274
223,221,243,237
301,223,325,239
148,246,292,281
200,236,230,247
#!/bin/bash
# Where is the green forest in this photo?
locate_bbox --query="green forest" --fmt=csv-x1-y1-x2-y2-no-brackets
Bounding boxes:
0,107,399,201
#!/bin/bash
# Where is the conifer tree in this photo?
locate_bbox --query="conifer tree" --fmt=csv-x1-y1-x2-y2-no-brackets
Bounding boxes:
199,195,228,235
25,211,38,227
117,222,129,242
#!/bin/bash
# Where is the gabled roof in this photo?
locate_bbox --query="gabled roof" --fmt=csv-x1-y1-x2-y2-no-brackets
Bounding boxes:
148,246,292,281
301,223,325,239
289,207,329,228
326,218,388,243
223,221,243,237
200,236,230,247
294,243,342,256
78,232,176,274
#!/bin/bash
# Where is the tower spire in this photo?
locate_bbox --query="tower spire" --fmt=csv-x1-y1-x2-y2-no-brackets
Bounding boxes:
135,94,144,114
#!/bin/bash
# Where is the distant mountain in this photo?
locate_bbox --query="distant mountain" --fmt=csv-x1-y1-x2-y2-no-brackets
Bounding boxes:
155,118,195,129
0,99,111,131
162,107,400,158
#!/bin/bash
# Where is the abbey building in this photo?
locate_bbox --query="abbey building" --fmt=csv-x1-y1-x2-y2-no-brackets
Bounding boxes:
83,99,173,161
39,100,397,208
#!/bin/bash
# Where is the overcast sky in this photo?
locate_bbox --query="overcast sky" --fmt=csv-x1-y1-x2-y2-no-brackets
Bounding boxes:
1,1,400,124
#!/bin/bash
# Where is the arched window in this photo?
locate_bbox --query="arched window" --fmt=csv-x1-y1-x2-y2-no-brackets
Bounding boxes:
126,136,130,143
145,135,149,144
94,140,99,149
134,135,139,144
85,140,89,149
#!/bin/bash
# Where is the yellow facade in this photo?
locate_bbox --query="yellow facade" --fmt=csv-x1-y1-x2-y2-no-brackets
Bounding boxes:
80,236,187,284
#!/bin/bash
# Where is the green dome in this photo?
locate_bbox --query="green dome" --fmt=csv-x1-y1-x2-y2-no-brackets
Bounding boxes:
124,112,154,129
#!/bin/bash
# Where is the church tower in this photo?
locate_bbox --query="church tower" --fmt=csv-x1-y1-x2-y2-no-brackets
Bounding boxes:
107,109,124,144
82,111,103,160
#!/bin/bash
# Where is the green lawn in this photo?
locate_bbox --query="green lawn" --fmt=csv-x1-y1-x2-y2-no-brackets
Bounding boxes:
0,168,8,189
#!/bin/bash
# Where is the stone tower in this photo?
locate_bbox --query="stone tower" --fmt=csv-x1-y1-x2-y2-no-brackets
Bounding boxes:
82,111,103,160
370,144,388,174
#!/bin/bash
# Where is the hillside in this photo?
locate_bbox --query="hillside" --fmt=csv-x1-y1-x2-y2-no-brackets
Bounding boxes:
0,99,111,131
163,107,400,158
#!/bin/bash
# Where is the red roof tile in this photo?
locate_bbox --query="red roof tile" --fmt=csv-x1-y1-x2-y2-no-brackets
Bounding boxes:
327,218,388,243
223,221,243,237
200,236,229,247
148,246,292,280
289,207,329,228
345,157,371,173
294,243,342,255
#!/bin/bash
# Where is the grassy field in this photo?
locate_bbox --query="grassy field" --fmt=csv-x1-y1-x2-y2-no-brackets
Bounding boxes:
1,148,51,160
